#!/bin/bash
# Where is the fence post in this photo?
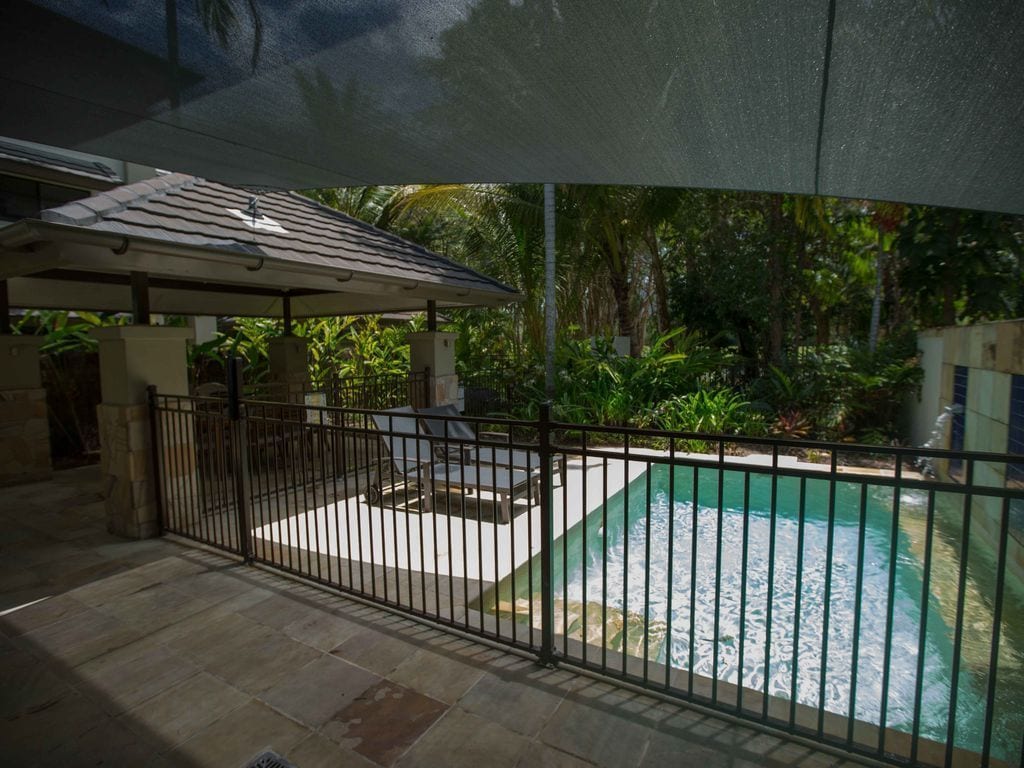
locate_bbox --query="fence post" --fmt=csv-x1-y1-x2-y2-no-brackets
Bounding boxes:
146,385,165,535
227,357,253,561
538,400,555,665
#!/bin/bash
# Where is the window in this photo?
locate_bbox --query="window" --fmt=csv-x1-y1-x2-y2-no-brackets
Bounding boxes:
949,365,968,480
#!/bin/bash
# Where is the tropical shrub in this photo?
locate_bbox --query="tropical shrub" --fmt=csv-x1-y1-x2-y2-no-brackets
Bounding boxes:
653,388,763,451
749,336,922,442
550,329,732,426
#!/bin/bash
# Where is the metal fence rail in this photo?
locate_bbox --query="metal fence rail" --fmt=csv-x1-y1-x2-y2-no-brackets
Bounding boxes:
328,369,430,410
149,389,1023,768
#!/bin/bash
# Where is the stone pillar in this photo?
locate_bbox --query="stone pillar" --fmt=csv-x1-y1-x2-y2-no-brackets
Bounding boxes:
268,336,309,403
408,331,458,407
0,336,51,486
92,326,193,539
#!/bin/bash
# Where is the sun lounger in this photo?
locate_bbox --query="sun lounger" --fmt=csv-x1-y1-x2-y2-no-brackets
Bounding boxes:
367,407,444,510
370,406,540,521
417,404,564,486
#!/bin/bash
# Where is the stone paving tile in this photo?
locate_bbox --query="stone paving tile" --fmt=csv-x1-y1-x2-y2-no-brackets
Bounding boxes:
75,637,200,715
122,671,250,749
330,625,423,676
281,607,362,651
516,741,599,767
199,624,321,695
34,715,165,768
458,661,573,737
287,731,379,768
396,706,530,768
388,646,486,705
641,729,743,768
240,592,327,629
171,565,263,603
20,606,142,668
145,587,277,646
171,700,310,768
69,569,180,610
158,610,268,663
0,649,74,719
259,653,380,728
539,694,654,768
98,582,217,635
0,592,89,637
41,556,134,592
322,679,448,766
0,687,109,764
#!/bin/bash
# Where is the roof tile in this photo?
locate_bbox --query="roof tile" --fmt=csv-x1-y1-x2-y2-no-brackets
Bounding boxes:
39,176,514,298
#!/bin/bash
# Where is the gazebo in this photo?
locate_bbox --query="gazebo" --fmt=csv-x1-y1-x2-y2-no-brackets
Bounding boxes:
0,172,519,536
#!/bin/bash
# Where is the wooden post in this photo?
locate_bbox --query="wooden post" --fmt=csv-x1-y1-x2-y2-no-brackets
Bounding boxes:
0,279,10,335
427,300,437,332
130,271,151,325
282,293,293,336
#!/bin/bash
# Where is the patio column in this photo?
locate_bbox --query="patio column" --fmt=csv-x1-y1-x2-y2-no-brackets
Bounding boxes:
92,326,192,539
0,335,52,486
408,331,458,407
268,336,309,403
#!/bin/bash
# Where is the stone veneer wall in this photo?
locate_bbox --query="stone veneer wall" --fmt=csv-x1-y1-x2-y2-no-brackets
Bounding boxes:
98,402,196,539
432,373,459,408
0,388,51,486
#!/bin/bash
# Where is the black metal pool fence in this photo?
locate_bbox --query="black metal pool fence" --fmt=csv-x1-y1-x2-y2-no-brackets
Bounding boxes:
149,386,1023,768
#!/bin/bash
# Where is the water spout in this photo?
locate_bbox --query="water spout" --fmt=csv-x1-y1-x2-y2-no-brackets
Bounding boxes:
917,404,964,477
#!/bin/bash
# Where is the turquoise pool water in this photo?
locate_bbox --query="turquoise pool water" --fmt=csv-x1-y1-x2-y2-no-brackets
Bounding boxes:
516,465,1023,761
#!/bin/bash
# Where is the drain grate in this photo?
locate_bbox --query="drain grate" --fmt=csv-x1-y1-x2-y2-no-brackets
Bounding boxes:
243,750,297,768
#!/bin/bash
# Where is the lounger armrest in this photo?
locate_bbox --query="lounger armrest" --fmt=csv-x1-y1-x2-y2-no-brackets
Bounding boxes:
433,443,473,461
478,431,509,443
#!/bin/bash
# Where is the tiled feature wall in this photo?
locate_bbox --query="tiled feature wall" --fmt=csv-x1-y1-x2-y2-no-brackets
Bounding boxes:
914,320,1024,583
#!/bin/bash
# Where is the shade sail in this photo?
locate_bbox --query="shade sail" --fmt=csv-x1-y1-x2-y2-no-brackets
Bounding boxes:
1,1,1022,214
0,174,519,316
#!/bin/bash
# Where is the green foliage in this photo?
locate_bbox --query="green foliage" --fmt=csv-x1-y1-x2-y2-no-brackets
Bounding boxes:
653,388,763,452
749,337,922,442
12,310,129,351
548,329,731,426
190,315,420,389
897,206,1024,326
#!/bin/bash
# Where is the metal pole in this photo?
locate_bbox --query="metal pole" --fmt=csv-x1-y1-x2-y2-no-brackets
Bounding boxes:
544,183,556,399
538,401,554,665
146,385,165,535
227,356,253,561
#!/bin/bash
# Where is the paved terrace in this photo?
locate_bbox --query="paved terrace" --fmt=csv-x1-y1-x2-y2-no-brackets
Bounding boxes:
1,466,859,768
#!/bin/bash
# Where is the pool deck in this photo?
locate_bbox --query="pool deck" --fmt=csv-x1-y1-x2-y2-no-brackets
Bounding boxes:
0,465,865,768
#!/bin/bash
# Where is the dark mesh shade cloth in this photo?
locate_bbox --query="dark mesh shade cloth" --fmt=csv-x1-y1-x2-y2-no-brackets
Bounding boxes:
1,0,1021,213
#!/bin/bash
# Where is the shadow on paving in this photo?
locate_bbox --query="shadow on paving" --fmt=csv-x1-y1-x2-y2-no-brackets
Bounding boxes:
0,466,858,768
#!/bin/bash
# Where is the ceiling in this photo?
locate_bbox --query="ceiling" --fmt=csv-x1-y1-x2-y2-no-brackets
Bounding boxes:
2,0,1022,213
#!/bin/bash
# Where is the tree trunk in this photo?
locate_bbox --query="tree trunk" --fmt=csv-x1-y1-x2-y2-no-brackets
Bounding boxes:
810,295,831,345
645,228,672,337
608,266,636,355
766,195,786,366
869,227,884,352
942,279,957,326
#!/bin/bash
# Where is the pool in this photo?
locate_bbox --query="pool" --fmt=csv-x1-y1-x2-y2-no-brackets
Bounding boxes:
500,464,1024,762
